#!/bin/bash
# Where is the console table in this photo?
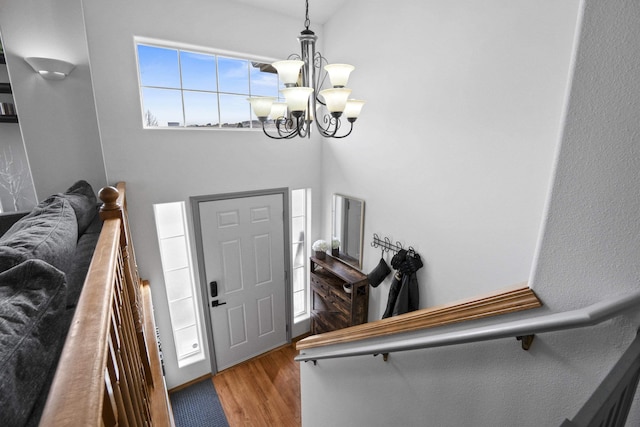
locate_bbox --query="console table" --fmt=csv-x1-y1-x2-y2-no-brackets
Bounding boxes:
310,255,369,334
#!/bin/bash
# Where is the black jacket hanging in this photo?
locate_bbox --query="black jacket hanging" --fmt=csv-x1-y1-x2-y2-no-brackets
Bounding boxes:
382,253,423,319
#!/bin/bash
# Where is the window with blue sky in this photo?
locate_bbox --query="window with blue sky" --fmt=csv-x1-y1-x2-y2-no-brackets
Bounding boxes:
136,43,282,129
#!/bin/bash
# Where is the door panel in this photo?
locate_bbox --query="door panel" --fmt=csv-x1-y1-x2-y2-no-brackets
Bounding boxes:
257,295,275,336
228,304,247,347
197,193,287,371
221,240,243,293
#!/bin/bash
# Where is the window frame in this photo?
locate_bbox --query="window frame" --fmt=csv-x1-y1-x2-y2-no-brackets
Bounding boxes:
134,36,282,131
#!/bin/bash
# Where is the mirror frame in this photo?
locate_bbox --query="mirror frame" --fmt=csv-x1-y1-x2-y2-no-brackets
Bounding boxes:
331,193,365,270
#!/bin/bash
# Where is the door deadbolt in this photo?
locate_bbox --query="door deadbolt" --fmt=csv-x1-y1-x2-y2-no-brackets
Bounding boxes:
210,281,218,298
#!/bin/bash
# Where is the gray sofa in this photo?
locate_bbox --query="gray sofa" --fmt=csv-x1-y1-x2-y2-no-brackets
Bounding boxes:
0,181,103,427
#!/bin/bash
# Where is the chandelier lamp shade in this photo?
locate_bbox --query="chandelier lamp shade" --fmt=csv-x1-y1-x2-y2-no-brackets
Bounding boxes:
247,0,365,139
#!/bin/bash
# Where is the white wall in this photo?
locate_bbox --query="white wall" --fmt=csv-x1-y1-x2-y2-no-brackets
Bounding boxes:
530,0,640,310
322,0,579,318
81,0,324,387
0,0,106,200
300,0,640,426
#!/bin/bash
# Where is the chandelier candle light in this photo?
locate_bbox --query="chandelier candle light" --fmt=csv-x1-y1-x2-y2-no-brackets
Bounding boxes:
247,0,365,139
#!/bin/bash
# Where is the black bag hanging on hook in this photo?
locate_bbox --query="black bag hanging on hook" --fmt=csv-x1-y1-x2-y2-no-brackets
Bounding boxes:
367,257,391,287
391,249,408,269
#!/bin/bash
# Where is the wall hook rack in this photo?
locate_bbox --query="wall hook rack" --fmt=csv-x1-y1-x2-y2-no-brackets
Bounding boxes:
371,233,419,259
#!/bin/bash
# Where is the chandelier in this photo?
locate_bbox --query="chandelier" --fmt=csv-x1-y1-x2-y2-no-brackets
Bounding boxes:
247,0,364,139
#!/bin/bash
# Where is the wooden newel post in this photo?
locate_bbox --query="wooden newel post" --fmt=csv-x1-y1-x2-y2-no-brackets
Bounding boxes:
99,186,122,220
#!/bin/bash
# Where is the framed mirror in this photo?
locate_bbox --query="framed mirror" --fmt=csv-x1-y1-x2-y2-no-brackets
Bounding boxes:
332,194,365,269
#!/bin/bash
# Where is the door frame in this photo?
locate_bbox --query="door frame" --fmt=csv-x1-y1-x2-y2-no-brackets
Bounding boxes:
190,188,291,374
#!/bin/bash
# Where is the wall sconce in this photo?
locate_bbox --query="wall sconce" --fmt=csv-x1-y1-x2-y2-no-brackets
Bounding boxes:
24,57,75,80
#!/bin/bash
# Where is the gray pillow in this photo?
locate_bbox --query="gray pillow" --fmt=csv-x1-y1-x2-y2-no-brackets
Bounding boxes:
59,180,98,235
0,259,68,427
0,196,78,275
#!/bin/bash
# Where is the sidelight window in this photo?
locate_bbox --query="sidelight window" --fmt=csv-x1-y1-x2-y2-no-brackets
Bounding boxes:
153,201,205,368
291,188,311,321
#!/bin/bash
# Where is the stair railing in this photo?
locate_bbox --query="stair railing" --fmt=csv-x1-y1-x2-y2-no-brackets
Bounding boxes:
296,290,640,363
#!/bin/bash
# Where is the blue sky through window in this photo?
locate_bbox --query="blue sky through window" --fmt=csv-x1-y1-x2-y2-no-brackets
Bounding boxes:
137,43,280,128
180,51,217,92
138,45,180,88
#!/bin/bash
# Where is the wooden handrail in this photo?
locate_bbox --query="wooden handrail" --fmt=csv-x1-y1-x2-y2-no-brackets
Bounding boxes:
297,284,541,350
39,183,172,426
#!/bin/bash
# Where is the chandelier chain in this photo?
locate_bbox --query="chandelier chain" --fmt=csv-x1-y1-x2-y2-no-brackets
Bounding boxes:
304,0,310,30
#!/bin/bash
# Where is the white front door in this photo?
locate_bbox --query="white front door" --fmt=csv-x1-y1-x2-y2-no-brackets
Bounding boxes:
197,193,288,371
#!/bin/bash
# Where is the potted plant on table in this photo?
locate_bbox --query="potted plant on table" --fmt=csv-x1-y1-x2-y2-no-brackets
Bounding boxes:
312,239,329,260
331,237,340,257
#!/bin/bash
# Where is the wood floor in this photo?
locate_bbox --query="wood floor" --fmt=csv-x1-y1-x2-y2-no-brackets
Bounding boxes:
212,342,301,426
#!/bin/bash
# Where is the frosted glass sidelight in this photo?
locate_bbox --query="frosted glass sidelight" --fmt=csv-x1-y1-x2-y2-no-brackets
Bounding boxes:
291,189,310,322
293,291,306,317
170,298,197,330
174,325,201,359
154,202,205,368
154,200,185,238
292,217,305,245
159,236,189,271
292,243,305,269
291,189,305,217
293,266,305,292
165,268,192,301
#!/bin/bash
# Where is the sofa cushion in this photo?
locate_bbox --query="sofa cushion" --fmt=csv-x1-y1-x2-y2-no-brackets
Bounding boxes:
0,259,68,427
59,180,98,235
0,196,78,275
65,221,101,309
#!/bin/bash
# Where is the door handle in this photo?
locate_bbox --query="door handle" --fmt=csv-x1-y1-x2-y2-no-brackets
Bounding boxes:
211,300,227,308
210,281,218,298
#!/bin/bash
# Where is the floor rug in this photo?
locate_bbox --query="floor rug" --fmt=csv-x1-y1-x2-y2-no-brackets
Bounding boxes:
170,379,229,427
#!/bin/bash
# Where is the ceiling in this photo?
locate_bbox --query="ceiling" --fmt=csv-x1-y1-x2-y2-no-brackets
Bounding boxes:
231,0,346,25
